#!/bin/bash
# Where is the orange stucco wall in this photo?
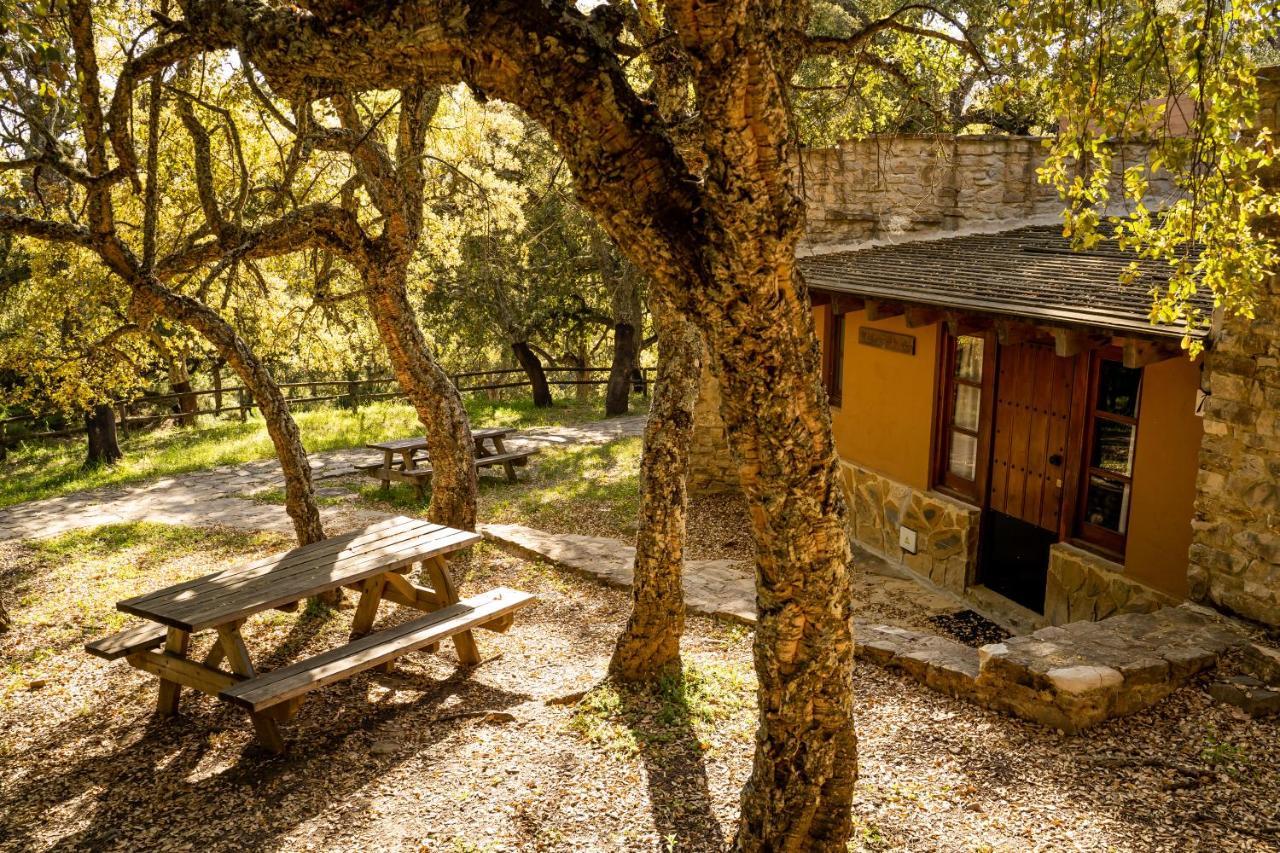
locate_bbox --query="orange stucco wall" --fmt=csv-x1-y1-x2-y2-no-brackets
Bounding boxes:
1123,354,1204,598
818,306,940,491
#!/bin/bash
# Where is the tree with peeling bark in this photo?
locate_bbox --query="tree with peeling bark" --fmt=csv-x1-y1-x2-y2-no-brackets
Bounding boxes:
0,2,327,547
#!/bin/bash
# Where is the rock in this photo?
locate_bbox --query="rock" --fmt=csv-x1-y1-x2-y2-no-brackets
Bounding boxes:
1045,665,1124,695
1207,678,1280,718
370,740,400,755
1240,642,1280,684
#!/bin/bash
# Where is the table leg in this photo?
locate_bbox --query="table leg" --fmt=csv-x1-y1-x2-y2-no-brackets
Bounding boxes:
424,556,481,665
351,574,395,672
217,623,285,754
156,627,190,717
381,450,393,493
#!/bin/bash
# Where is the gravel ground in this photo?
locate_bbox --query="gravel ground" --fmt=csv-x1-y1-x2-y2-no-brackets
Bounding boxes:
2,525,1278,852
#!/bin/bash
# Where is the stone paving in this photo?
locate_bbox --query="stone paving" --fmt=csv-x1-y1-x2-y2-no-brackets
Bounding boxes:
479,522,1266,733
0,416,647,542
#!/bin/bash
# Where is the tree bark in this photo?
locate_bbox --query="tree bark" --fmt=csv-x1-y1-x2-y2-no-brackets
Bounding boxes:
605,319,640,416
512,340,554,408
169,358,199,426
365,267,478,530
0,597,9,633
609,304,702,681
84,403,122,467
126,276,326,546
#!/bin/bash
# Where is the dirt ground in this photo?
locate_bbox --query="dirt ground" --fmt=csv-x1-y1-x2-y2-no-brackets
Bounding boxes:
2,508,1278,851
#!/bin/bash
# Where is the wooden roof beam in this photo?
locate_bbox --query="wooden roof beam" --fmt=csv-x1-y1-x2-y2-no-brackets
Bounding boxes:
944,312,991,337
1122,337,1183,368
831,294,865,315
866,299,904,322
1052,327,1109,357
995,319,1037,346
904,306,943,328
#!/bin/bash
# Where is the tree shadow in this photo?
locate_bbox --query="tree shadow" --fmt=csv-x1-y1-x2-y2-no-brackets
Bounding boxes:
616,663,725,852
1,657,530,852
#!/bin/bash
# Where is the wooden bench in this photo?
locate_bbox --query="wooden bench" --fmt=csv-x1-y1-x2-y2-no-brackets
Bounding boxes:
86,516,535,753
220,587,532,713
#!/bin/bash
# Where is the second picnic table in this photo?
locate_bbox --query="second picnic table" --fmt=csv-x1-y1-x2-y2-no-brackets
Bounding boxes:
359,427,536,499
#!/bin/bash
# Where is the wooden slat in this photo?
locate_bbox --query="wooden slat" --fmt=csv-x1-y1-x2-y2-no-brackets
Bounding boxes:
1040,354,1076,531
126,650,245,696
1022,347,1055,525
120,516,423,612
85,623,168,660
136,527,479,633
219,588,535,712
474,450,537,467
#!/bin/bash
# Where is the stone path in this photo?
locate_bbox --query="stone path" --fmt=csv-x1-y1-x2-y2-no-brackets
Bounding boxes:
0,416,647,542
479,522,1263,733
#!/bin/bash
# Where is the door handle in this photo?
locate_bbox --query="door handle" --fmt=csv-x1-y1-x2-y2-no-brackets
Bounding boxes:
1048,453,1064,466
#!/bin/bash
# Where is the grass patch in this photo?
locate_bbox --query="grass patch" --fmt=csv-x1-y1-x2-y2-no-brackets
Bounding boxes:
0,394,617,509
569,660,756,760
1,523,287,702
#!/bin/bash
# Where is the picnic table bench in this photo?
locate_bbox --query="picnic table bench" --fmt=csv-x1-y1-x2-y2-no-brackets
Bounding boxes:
86,516,534,753
358,426,537,499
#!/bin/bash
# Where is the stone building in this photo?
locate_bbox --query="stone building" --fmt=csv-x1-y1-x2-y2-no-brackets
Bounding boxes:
690,74,1280,631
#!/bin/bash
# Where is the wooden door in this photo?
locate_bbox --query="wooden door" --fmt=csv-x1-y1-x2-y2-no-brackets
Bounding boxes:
988,343,1077,532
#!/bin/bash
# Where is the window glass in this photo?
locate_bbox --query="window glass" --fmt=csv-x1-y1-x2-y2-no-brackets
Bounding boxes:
1096,361,1142,418
1084,474,1131,533
953,384,981,432
948,431,978,480
1091,419,1136,476
955,336,984,382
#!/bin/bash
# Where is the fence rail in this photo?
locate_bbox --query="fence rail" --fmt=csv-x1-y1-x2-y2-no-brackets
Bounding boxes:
0,365,650,447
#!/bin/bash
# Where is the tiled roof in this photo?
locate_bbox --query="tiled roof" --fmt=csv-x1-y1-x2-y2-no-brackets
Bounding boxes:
798,224,1213,339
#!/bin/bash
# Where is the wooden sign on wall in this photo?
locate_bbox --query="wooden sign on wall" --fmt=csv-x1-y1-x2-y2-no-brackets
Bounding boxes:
858,326,916,355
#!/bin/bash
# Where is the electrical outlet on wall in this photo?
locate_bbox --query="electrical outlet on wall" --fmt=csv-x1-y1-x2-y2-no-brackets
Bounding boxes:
899,526,918,554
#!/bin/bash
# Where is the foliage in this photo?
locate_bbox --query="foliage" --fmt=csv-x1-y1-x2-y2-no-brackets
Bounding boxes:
1009,0,1280,350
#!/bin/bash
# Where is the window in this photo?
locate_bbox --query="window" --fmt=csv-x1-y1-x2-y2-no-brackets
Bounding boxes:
824,309,845,407
1076,355,1142,555
935,331,993,501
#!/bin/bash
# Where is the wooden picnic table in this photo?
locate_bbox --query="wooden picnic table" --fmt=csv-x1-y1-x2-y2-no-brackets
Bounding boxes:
360,427,537,499
86,516,534,753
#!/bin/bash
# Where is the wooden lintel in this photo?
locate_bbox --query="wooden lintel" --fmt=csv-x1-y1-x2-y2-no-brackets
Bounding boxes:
810,291,831,307
944,312,990,337
1051,327,1108,358
904,306,943,328
1122,337,1182,368
866,299,904,321
831,294,866,315
995,320,1037,346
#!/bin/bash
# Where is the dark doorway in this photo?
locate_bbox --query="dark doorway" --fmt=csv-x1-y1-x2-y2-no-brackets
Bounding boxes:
978,511,1055,612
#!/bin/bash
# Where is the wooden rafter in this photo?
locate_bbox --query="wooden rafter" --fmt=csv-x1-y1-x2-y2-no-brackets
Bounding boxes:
1122,337,1182,368
866,299,904,321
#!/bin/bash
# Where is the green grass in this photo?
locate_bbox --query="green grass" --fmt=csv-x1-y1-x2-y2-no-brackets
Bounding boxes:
0,394,616,509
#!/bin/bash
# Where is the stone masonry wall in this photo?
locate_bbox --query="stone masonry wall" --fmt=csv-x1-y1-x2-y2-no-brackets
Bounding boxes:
800,136,1174,247
841,461,980,595
1187,70,1280,628
1045,543,1177,627
686,368,739,495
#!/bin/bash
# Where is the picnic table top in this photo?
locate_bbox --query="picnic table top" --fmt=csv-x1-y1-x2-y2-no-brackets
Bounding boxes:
118,516,479,633
367,427,513,453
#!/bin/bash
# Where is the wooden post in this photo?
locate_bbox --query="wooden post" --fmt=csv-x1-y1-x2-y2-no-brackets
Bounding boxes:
218,623,285,753
117,402,130,437
155,627,190,717
212,362,223,414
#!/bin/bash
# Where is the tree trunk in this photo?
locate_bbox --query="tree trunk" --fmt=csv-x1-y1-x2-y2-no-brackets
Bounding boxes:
0,597,9,633
365,267,478,530
127,276,326,547
605,320,641,416
609,305,702,680
211,359,224,413
84,403,122,467
169,358,198,426
512,340,554,408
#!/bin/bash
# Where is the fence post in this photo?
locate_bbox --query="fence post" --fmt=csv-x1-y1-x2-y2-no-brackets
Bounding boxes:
118,402,130,436
237,388,249,421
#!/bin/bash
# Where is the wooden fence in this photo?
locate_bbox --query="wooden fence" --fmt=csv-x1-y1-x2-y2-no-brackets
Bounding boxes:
0,365,650,448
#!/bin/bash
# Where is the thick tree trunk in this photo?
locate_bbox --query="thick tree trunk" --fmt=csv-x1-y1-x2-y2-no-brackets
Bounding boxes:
84,403,123,467
0,597,9,633
609,306,702,680
512,340,554,408
605,320,641,416
127,276,326,547
365,267,478,530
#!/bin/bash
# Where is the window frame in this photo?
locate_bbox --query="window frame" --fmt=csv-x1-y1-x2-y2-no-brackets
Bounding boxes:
823,306,846,408
932,328,997,504
1073,349,1142,557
